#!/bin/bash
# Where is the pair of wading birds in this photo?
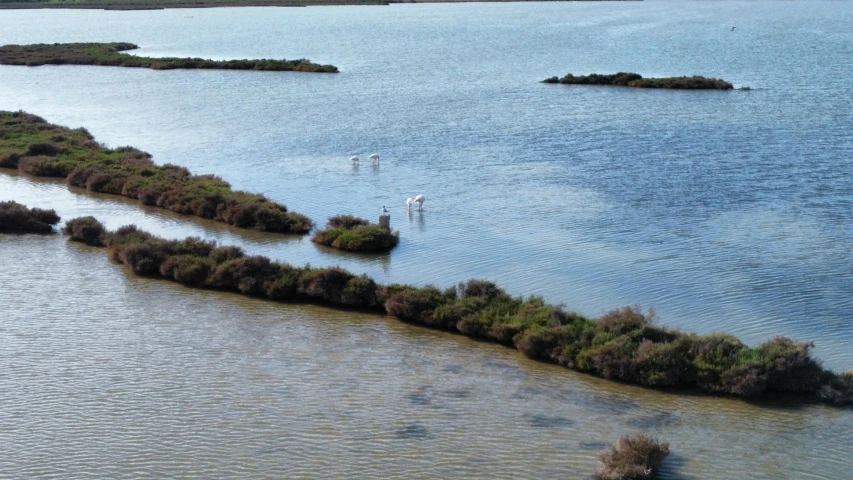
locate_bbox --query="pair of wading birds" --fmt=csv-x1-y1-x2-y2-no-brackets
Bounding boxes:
350,154,426,212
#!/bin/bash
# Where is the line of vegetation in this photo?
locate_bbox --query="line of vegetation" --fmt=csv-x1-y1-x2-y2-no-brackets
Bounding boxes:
64,216,853,406
0,42,338,73
0,0,391,9
0,200,60,233
596,434,669,480
542,72,734,90
0,111,312,234
312,215,399,253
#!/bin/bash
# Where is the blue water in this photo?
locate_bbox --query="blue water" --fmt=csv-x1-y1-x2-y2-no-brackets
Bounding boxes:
1,0,852,370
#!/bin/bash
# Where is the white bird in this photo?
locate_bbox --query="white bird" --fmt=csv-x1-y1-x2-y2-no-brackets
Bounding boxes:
406,197,414,211
414,194,425,211
369,153,380,164
350,155,360,164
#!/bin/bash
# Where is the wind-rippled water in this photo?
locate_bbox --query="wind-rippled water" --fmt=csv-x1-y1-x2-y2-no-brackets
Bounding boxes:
1,1,853,478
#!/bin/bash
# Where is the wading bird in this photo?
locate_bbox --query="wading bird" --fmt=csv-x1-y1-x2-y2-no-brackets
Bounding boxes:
413,194,425,211
350,155,359,165
731,26,736,31
369,153,380,164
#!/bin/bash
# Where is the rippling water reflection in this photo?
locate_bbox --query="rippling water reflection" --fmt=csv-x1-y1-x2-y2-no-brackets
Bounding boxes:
1,234,851,479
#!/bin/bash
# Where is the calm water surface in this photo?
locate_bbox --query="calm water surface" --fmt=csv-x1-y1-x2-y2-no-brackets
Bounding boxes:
1,1,852,478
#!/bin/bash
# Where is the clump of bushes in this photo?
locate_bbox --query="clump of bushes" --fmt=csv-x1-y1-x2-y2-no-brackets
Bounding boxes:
0,200,60,233
63,216,107,246
543,72,733,90
62,217,853,406
312,215,399,252
596,434,670,480
0,110,312,234
0,42,338,73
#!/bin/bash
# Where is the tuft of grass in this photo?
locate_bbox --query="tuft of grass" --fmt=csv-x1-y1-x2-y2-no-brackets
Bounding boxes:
0,111,313,234
311,215,399,252
0,42,338,73
0,200,60,233
543,72,733,90
596,434,670,480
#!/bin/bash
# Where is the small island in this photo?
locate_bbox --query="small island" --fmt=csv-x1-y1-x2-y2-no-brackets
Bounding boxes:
0,111,312,234
311,215,399,253
543,72,733,90
0,42,338,73
0,200,60,233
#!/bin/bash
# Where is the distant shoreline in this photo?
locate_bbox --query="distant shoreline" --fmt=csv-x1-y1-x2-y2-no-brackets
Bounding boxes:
0,0,640,11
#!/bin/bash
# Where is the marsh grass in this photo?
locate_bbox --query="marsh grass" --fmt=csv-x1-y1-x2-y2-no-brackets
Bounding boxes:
0,111,312,234
0,42,338,73
64,217,853,406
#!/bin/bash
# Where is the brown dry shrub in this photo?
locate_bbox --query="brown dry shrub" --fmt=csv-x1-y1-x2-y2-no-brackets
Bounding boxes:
596,434,669,480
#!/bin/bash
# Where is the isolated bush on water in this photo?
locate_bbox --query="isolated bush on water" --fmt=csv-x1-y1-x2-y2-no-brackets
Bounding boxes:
312,215,399,253
0,200,60,233
63,216,106,246
596,434,670,480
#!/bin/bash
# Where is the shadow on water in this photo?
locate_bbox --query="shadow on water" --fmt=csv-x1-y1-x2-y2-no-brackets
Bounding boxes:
407,209,426,231
395,423,431,440
658,452,698,480
526,413,575,428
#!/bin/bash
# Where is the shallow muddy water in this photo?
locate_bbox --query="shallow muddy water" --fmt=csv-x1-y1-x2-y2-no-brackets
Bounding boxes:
1,232,851,479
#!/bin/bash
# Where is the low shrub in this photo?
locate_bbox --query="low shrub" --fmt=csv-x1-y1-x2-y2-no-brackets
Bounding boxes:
312,216,399,253
596,434,670,480
63,216,106,246
0,200,60,233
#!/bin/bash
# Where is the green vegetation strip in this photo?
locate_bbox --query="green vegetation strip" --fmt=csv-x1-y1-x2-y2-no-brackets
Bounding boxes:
0,200,60,233
65,216,853,406
543,72,733,90
0,111,312,234
312,215,399,253
0,0,391,9
0,42,338,73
